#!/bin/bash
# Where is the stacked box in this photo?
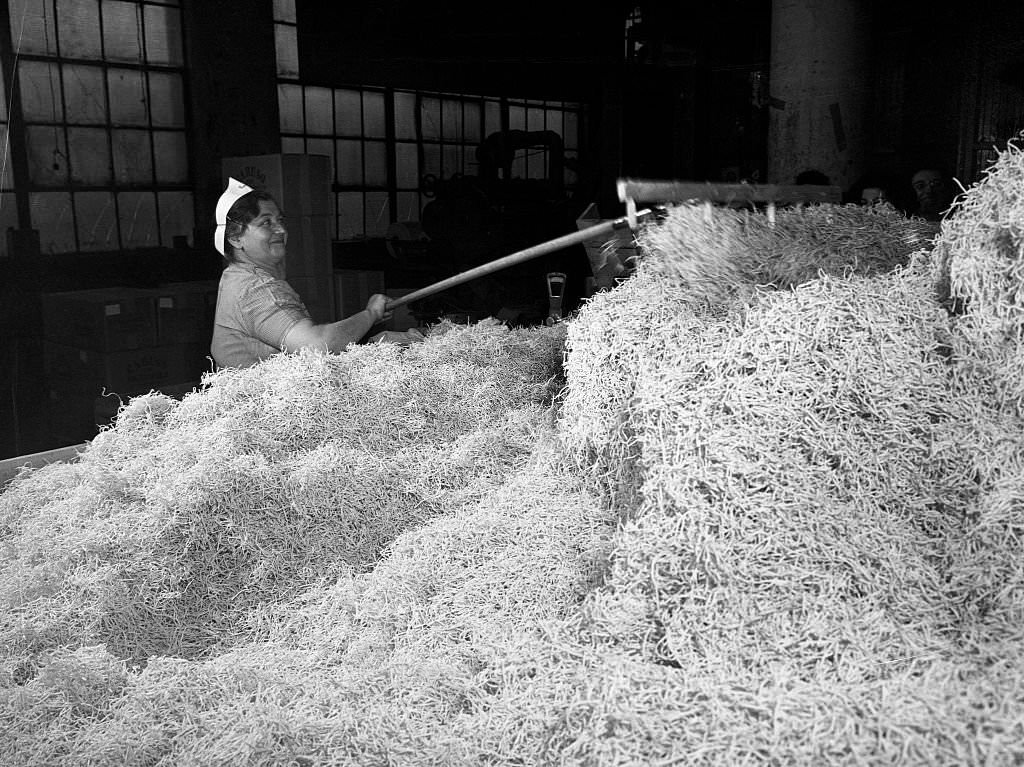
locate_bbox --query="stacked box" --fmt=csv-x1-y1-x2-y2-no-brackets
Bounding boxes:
41,287,158,351
153,280,219,344
43,342,210,395
41,286,213,445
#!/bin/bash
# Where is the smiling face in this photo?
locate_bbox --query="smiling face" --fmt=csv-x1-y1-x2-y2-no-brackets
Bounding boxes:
228,199,288,271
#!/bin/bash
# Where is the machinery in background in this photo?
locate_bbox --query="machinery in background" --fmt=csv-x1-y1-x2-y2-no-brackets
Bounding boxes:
391,129,591,326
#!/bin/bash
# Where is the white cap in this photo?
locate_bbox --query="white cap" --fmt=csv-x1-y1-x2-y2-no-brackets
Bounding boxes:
214,177,255,255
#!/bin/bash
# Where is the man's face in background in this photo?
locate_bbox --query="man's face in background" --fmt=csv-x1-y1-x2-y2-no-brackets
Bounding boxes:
912,169,952,219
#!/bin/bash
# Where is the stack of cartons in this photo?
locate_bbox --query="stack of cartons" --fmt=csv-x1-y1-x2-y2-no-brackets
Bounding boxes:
220,154,335,323
41,287,212,445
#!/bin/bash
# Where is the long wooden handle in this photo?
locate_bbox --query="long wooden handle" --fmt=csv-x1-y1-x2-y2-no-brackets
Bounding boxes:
617,178,842,205
385,210,652,311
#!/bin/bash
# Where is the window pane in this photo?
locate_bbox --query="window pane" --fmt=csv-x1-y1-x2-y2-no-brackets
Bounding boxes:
68,127,111,184
334,89,361,136
30,191,75,253
112,128,152,183
27,125,69,185
395,142,418,188
57,0,102,58
148,71,184,127
0,126,12,189
153,130,187,183
336,139,362,184
527,106,545,132
365,141,386,186
305,137,333,166
144,3,183,65
442,144,459,177
337,192,363,239
63,64,106,124
102,0,143,63
421,143,440,180
117,191,157,248
305,86,333,135
281,136,304,153
394,91,416,140
463,145,478,176
11,0,59,55
484,100,501,137
365,191,389,237
564,111,578,150
442,99,460,141
396,191,420,222
158,190,194,247
109,68,148,125
0,194,17,255
363,91,386,138
420,97,440,140
75,190,117,251
508,104,525,131
273,0,296,23
463,101,481,144
118,190,157,247
19,61,63,122
275,23,298,78
278,83,303,132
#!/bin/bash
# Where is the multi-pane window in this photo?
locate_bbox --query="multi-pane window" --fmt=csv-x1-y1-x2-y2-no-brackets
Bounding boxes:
272,0,297,79
9,0,191,254
277,82,583,242
273,0,582,243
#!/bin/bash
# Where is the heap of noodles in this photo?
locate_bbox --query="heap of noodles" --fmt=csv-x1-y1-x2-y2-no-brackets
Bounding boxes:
0,320,566,665
6,144,1024,764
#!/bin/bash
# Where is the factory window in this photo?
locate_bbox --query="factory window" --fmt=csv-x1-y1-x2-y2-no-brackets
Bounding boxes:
273,0,298,79
6,0,191,254
272,3,581,241
278,83,582,242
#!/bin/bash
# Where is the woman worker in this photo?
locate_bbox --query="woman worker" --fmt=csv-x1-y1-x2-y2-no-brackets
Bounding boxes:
211,178,422,369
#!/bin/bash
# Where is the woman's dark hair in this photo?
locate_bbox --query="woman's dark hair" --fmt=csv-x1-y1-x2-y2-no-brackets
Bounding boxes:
222,190,277,265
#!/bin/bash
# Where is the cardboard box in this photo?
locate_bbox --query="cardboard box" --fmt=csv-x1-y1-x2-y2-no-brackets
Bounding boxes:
152,280,219,344
46,382,201,447
44,341,212,397
221,153,332,217
334,269,385,321
41,287,158,351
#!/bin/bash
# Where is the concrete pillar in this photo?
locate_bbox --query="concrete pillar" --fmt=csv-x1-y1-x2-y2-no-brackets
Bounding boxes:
766,0,871,191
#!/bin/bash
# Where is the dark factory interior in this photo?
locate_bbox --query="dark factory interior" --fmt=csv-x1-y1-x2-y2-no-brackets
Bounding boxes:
1,0,1023,459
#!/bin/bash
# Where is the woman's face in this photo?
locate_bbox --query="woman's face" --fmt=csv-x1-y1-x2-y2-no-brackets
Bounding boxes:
231,200,287,269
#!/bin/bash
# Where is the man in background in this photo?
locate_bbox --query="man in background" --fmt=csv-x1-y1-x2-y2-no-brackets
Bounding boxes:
910,168,955,221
